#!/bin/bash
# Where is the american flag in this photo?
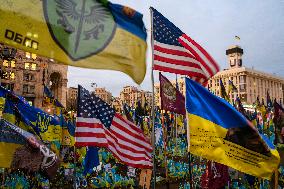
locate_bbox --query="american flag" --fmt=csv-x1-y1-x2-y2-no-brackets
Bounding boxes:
75,86,152,169
151,7,220,83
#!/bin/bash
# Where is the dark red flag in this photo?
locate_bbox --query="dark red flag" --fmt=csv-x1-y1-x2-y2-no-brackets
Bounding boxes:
201,161,229,189
159,73,185,115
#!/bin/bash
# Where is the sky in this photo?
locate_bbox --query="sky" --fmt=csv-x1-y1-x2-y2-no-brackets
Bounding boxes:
68,0,284,96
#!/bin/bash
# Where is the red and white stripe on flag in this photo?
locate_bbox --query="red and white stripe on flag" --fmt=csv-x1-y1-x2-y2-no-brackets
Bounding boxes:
151,7,220,84
75,113,153,169
153,35,220,84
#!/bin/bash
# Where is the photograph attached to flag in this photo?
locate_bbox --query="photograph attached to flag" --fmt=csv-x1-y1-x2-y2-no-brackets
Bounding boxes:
0,119,59,178
150,7,219,84
185,78,279,179
159,72,185,115
0,0,147,84
75,85,152,169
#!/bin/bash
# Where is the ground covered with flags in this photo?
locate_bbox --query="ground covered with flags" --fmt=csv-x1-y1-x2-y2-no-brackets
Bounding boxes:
1,81,284,188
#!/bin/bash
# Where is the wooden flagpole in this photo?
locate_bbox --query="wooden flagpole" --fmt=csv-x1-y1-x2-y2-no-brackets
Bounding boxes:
149,7,156,189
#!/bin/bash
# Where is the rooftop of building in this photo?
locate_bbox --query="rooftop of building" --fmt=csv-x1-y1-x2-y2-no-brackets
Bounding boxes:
213,66,284,81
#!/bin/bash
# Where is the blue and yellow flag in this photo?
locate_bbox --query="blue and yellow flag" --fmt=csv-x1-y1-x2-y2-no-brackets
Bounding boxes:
228,80,238,94
0,0,147,84
220,79,230,102
0,119,59,178
0,86,62,142
185,78,279,179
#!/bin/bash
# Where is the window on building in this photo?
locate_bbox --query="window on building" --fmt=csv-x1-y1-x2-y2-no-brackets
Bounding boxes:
29,86,35,93
24,63,37,70
25,63,30,70
1,71,8,79
10,60,16,68
3,60,9,67
239,75,246,83
240,84,246,92
23,84,29,93
23,73,35,81
26,52,31,59
1,83,14,91
24,73,29,81
239,59,242,66
31,53,37,60
10,72,15,80
31,63,37,70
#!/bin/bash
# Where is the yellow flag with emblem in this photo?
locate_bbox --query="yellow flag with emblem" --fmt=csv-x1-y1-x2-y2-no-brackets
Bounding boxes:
0,0,147,84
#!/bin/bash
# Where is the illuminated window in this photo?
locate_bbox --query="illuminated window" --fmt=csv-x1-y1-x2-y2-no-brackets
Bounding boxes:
26,52,31,59
1,72,8,79
31,63,37,71
10,60,16,68
25,63,30,69
3,60,9,67
31,53,37,60
10,72,15,80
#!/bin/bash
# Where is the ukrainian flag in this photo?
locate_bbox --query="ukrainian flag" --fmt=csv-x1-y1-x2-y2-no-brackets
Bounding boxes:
185,78,279,179
0,0,147,84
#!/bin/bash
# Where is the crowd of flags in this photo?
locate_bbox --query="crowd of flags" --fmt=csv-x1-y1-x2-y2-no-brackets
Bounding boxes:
0,0,283,188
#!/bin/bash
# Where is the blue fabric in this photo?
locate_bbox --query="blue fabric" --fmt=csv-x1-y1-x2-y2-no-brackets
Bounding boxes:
109,3,147,40
186,78,248,129
260,134,275,149
84,147,100,175
44,85,53,98
67,120,75,137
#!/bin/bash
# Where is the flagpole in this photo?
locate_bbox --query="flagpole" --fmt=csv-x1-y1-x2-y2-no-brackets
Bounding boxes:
149,7,156,189
184,77,193,188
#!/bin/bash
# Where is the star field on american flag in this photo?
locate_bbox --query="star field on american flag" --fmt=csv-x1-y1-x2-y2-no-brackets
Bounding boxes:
78,85,115,129
153,11,183,47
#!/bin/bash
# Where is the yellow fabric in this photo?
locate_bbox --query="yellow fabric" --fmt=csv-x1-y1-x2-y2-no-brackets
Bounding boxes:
3,112,62,142
0,142,22,168
0,0,147,84
62,128,75,146
0,97,5,117
188,113,280,179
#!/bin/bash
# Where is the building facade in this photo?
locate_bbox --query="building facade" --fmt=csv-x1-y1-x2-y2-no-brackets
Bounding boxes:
207,46,284,104
119,86,152,108
66,87,78,111
93,87,112,105
0,45,68,108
